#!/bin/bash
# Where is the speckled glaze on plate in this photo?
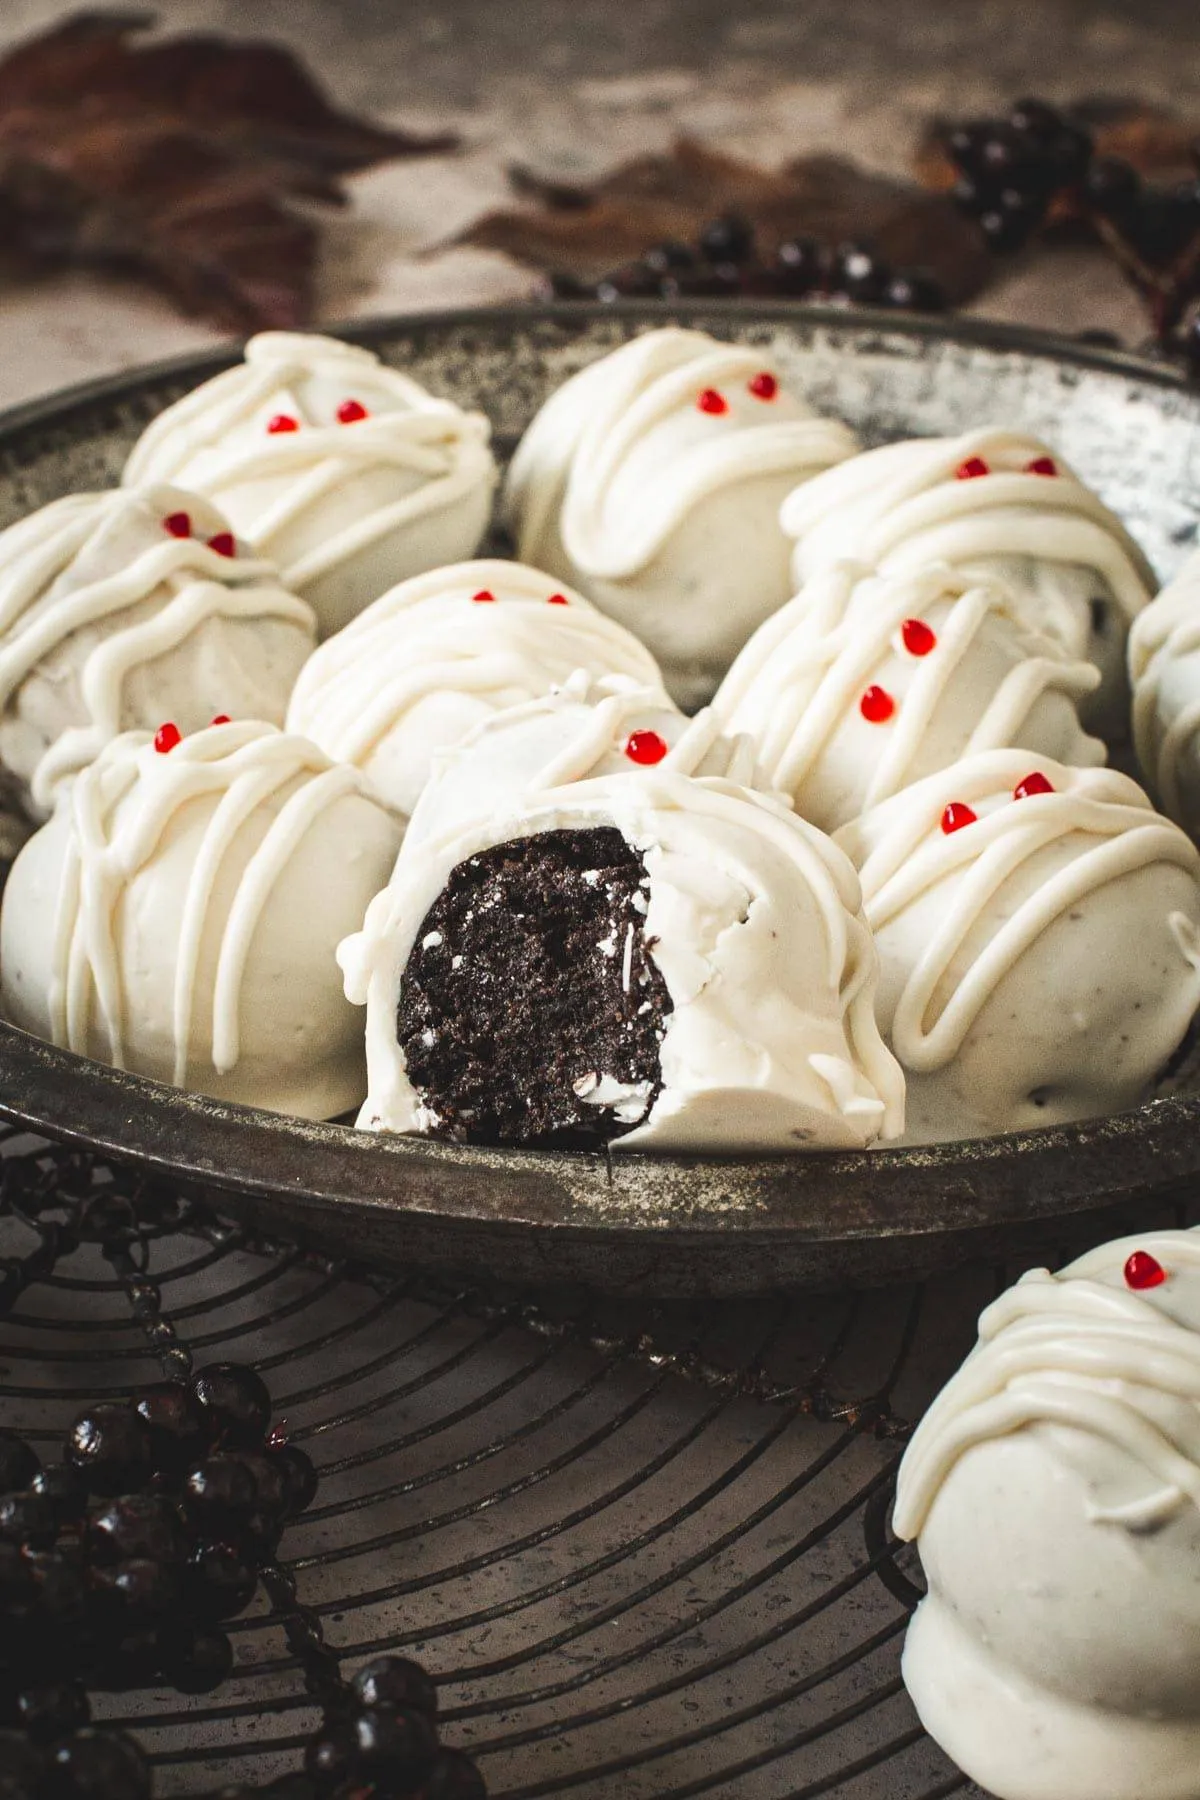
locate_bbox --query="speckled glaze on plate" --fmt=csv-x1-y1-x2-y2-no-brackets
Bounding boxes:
2,301,1200,1297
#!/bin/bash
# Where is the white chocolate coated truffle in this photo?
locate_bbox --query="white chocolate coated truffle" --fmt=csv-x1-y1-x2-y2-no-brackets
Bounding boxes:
405,673,768,847
782,428,1156,736
836,751,1200,1142
340,772,906,1153
0,721,403,1120
1129,547,1200,837
124,333,497,637
286,560,665,818
714,560,1103,833
0,486,316,820
895,1227,1200,1800
502,328,859,708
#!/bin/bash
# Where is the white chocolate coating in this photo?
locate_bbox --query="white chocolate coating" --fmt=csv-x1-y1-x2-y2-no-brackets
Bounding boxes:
0,721,403,1120
836,751,1200,1142
0,486,316,820
782,428,1157,736
895,1227,1200,1800
405,672,768,847
714,560,1104,833
502,328,859,708
286,560,666,818
340,773,906,1152
123,333,497,637
1129,547,1200,837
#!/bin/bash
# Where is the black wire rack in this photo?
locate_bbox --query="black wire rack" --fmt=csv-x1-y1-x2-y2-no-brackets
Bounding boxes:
8,1125,1195,1799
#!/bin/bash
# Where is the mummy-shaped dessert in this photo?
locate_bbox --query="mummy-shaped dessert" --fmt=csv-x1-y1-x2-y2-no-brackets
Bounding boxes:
340,773,905,1152
124,333,497,638
1129,547,1200,837
714,561,1103,833
287,560,665,818
0,487,316,820
0,721,403,1119
837,751,1200,1142
502,328,859,707
783,428,1156,735
895,1227,1200,1800
405,673,767,846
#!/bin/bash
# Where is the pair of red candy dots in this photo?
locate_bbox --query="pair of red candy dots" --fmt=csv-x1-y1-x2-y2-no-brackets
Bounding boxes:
162,512,236,558
469,589,569,605
267,398,370,434
939,771,1055,836
153,716,231,754
696,371,779,415
955,453,1058,480
858,615,940,726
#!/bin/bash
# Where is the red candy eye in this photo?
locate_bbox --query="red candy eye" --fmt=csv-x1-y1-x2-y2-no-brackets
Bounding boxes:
1013,771,1054,800
1124,1250,1166,1290
337,398,369,424
154,722,181,754
267,414,299,434
860,685,895,724
955,456,989,480
210,714,231,726
471,589,496,604
748,372,778,400
624,729,669,765
697,388,728,415
162,512,191,538
1026,455,1057,476
901,618,937,657
941,802,977,834
208,532,236,558
547,592,569,605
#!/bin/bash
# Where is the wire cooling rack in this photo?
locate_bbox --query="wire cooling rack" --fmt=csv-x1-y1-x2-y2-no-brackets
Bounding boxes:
5,1124,1194,1799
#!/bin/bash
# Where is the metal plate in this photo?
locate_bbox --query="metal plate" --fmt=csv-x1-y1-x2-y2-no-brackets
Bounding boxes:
2,301,1199,1296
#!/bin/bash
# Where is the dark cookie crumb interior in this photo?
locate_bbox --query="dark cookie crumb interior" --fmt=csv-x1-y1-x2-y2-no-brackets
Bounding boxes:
397,827,672,1148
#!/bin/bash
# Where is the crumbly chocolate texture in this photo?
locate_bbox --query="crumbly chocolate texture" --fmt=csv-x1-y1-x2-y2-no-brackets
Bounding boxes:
397,826,672,1147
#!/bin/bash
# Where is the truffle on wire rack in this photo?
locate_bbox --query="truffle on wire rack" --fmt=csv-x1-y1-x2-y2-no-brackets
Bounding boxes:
123,333,498,638
0,486,316,820
0,720,403,1120
836,749,1200,1143
339,770,905,1153
501,327,859,710
714,559,1104,833
1128,546,1200,840
782,427,1157,739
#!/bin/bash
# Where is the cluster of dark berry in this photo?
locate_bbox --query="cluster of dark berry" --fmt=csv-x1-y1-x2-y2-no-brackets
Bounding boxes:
541,213,946,313
945,97,1093,252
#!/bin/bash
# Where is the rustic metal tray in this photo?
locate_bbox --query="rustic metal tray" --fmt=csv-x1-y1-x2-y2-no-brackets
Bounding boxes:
2,301,1199,1296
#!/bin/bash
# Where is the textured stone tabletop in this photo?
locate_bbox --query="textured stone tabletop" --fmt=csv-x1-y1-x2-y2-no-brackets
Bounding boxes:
1,0,1198,407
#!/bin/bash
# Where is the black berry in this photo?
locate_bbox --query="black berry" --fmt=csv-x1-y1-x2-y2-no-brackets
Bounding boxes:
50,1730,150,1800
67,1408,152,1497
0,1492,59,1550
15,1681,89,1744
183,1458,258,1532
883,268,946,311
832,244,889,303
698,213,755,264
134,1388,207,1477
1085,157,1141,219
352,1654,438,1719
29,1465,87,1527
774,235,823,294
421,1748,488,1800
306,1708,437,1792
644,240,695,273
0,1437,38,1499
271,1446,318,1519
184,1544,258,1622
88,1495,183,1566
158,1626,234,1694
189,1365,271,1449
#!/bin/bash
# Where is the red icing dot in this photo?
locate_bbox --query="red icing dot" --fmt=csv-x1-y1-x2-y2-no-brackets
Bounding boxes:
208,532,236,558
697,388,729,415
1124,1250,1166,1290
748,371,778,401
941,801,977,834
210,714,231,726
901,617,937,657
624,729,669,766
547,592,569,605
162,511,191,538
267,413,300,434
955,455,990,480
337,398,369,423
154,722,181,754
1026,455,1058,476
471,589,496,604
860,684,895,724
1013,771,1055,800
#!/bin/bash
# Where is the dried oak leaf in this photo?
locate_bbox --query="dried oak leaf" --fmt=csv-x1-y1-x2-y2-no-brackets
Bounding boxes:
461,136,992,303
0,10,458,331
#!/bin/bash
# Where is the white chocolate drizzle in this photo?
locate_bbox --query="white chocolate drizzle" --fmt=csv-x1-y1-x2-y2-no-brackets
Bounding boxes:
50,722,362,1086
894,1228,1200,1541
